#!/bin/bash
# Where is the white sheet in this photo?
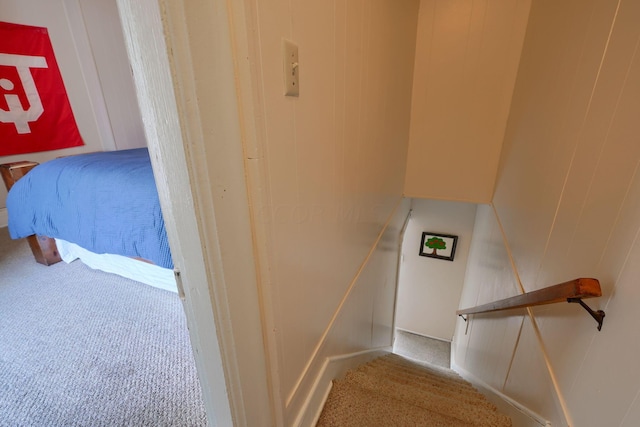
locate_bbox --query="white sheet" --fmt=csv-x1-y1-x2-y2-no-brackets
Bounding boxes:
55,238,177,293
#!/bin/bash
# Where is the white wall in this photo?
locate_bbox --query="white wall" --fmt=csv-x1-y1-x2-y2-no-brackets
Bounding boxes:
453,0,640,425
78,0,146,151
403,0,530,203
396,199,477,341
292,198,411,424
242,0,420,423
0,0,144,222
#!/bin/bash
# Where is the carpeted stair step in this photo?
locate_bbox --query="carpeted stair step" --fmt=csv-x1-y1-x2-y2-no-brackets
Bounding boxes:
376,354,465,378
318,378,477,427
347,368,499,411
343,370,507,426
358,357,481,395
355,362,494,407
371,354,471,385
360,355,498,404
317,354,512,427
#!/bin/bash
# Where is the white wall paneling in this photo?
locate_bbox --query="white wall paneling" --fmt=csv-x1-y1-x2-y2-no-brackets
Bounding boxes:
454,0,640,424
452,205,568,425
290,199,411,425
243,1,420,423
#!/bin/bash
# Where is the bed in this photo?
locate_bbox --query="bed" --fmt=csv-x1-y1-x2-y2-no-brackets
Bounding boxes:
2,148,176,292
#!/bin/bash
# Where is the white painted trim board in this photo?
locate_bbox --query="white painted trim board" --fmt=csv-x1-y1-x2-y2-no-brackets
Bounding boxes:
117,1,274,425
117,1,235,425
293,348,392,427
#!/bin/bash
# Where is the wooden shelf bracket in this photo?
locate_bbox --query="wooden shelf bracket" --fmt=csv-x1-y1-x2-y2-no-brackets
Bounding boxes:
567,298,605,331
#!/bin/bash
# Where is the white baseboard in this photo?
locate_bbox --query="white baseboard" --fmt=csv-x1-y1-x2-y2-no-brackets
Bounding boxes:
0,208,7,228
292,347,392,427
451,362,551,427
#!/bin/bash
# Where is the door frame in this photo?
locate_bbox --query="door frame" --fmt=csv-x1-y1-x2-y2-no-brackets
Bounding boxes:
116,0,273,425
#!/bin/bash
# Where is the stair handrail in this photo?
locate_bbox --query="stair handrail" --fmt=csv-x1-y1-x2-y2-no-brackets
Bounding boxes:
456,278,605,331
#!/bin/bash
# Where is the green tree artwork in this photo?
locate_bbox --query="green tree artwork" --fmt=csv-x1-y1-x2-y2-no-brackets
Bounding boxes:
425,236,447,256
420,232,457,261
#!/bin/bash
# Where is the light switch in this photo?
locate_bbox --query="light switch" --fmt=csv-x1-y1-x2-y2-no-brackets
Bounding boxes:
283,39,299,96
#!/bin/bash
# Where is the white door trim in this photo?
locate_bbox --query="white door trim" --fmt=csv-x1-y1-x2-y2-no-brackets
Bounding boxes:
116,0,272,425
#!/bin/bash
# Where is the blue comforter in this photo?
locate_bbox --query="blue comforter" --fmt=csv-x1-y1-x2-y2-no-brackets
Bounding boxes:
7,148,173,269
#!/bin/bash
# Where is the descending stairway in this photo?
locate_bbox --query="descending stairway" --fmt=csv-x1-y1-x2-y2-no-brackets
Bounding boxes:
317,354,512,427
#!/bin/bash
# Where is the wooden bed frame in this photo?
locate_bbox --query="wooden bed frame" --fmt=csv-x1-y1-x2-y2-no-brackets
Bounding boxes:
1,161,62,266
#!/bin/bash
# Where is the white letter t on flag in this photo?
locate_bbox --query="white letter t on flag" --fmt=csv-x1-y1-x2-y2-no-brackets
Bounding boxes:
0,53,48,134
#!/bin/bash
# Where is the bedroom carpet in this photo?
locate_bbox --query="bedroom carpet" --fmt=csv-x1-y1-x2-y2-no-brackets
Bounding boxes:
0,228,208,426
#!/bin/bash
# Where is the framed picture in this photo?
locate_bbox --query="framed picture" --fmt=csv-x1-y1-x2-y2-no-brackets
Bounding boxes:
419,232,458,261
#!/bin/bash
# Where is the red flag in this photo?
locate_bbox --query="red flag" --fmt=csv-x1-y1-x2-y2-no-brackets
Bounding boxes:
0,21,84,156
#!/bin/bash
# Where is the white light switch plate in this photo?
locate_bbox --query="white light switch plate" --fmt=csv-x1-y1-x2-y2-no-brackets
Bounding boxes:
283,39,299,96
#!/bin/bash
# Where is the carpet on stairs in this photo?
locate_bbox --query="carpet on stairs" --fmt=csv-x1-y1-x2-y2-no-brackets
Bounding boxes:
317,353,512,427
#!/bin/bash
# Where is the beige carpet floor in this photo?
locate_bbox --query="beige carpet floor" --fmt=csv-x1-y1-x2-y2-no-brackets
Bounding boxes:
317,353,512,427
0,228,207,426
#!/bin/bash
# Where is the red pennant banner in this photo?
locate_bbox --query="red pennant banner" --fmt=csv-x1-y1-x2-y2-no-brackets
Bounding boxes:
0,21,84,156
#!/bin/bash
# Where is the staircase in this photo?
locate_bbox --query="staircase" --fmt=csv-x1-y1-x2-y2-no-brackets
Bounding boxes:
316,353,512,426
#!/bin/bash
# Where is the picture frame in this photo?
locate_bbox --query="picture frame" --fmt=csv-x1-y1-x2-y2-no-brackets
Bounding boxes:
419,232,458,261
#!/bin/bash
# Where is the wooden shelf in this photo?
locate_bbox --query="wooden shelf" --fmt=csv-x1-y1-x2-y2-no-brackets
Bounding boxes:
457,278,601,315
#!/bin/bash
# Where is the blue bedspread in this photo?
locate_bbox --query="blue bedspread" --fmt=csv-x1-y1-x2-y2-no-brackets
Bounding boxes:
7,148,173,269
